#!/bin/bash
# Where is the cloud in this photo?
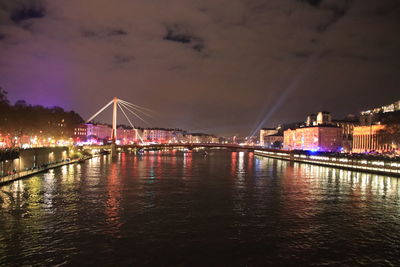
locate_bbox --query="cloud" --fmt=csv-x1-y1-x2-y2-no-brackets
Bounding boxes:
0,0,399,135
300,0,324,7
163,24,205,53
82,27,129,39
10,4,45,23
108,29,128,36
0,0,45,24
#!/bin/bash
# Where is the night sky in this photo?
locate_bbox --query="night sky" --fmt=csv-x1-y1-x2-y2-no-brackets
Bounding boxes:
1,0,399,136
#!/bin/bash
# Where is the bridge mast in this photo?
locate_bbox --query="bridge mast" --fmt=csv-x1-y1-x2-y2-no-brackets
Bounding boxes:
111,97,118,143
86,96,151,146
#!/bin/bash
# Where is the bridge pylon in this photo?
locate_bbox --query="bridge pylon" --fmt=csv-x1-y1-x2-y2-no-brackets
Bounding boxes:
86,97,154,154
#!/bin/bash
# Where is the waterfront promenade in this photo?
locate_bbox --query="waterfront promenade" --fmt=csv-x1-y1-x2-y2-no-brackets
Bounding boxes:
0,158,81,185
254,149,400,177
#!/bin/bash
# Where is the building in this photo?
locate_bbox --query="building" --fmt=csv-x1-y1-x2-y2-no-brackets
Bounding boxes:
360,100,400,125
263,134,284,149
259,128,279,146
141,128,178,143
361,100,400,115
259,127,284,148
117,126,137,145
284,111,342,152
72,124,217,145
306,114,317,126
186,133,217,143
0,134,11,148
168,130,185,143
86,123,111,140
352,124,399,153
316,111,332,125
306,111,332,126
73,123,112,144
284,125,343,152
353,100,400,153
332,115,359,152
73,124,88,141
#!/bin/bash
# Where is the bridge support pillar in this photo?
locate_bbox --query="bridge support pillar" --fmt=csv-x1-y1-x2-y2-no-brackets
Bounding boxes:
111,143,117,157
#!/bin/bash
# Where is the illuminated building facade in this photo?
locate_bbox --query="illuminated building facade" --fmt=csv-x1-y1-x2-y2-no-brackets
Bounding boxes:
72,125,217,144
352,125,394,153
186,133,218,143
284,126,342,152
73,125,87,140
117,126,137,145
86,123,111,140
259,128,279,146
73,123,140,144
141,128,175,143
73,123,111,144
0,134,11,148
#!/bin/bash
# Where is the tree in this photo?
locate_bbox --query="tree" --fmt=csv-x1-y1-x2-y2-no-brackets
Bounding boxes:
0,87,85,141
0,87,9,105
0,87,12,132
15,100,27,108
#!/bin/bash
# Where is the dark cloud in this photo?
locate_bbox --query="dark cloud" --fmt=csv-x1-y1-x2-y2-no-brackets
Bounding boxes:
82,28,128,39
163,24,205,52
0,0,45,24
164,25,192,43
108,29,128,36
300,0,324,7
193,43,204,52
10,5,45,23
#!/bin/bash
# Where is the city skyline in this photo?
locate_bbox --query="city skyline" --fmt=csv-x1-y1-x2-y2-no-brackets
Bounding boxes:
2,87,398,138
1,0,399,135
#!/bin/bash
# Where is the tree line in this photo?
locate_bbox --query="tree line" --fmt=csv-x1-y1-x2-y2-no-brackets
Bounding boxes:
0,88,83,140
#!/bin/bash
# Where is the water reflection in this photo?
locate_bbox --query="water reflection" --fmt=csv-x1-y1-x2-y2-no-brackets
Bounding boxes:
105,159,122,236
0,151,399,266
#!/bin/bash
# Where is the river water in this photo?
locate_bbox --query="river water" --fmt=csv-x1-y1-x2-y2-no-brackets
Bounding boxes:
0,150,399,266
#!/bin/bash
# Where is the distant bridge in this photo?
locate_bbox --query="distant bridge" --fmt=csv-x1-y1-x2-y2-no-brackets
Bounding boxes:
82,143,261,151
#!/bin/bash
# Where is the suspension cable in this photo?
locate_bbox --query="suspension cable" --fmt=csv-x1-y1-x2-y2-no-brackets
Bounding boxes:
117,103,144,144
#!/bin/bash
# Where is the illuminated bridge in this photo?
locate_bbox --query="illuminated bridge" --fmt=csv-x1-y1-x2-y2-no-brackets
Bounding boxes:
83,143,257,151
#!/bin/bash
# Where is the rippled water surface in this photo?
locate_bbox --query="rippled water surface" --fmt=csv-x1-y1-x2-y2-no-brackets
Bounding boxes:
1,150,400,266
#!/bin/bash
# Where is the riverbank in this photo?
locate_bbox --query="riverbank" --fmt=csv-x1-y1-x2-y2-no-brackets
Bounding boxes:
0,157,92,186
254,150,400,177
